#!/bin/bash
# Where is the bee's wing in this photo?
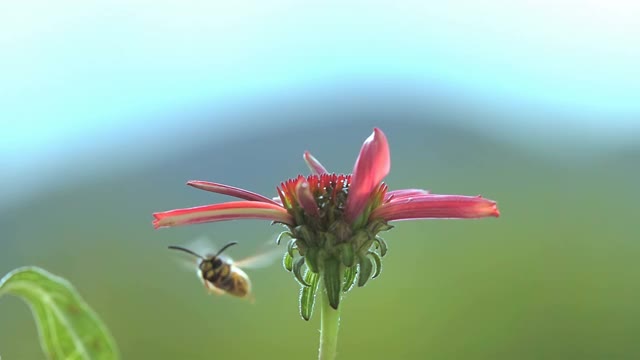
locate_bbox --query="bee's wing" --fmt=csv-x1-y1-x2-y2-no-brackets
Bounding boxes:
234,247,282,269
186,236,219,257
173,256,199,272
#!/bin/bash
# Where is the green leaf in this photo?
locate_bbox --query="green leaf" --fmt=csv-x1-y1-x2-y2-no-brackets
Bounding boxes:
299,270,319,321
0,266,119,360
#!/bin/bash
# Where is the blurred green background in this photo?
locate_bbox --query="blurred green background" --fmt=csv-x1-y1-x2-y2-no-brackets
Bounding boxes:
2,1,640,359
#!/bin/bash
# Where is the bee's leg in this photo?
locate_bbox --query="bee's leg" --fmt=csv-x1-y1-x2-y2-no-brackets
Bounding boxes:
246,293,256,304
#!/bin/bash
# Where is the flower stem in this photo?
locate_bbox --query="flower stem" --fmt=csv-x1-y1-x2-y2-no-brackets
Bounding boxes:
318,286,341,360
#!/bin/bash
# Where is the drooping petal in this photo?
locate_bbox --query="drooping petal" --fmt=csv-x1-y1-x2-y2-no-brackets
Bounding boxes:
345,128,391,222
153,201,294,229
303,151,329,175
187,181,280,205
370,194,499,221
385,189,431,202
295,179,320,217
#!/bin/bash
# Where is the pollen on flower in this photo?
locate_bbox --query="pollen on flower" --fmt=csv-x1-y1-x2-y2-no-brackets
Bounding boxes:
278,175,351,216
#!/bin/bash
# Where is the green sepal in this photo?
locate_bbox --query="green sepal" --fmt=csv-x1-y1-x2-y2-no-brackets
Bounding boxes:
304,248,319,273
323,257,342,309
292,210,305,227
276,231,293,245
283,252,294,272
342,266,357,292
299,270,320,321
296,240,307,256
357,254,373,287
351,230,370,249
328,221,352,242
294,225,313,244
293,257,310,286
339,243,355,267
322,232,336,249
368,251,382,279
374,236,388,257
287,238,298,258
351,209,369,230
358,235,375,253
368,220,393,234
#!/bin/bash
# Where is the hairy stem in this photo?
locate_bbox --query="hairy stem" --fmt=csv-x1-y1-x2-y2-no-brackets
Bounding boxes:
318,286,341,360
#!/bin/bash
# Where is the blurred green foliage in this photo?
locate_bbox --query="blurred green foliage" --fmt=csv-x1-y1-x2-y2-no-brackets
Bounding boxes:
0,267,119,359
1,121,638,359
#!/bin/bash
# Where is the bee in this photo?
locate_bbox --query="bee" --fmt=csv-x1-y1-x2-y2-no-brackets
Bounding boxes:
168,241,279,299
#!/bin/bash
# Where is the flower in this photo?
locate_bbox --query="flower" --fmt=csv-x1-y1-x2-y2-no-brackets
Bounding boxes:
153,128,499,318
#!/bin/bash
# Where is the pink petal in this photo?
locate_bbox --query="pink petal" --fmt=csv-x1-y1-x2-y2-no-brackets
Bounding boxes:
303,151,329,175
153,201,294,228
187,181,280,205
385,189,431,202
295,179,320,216
345,128,391,222
370,194,499,221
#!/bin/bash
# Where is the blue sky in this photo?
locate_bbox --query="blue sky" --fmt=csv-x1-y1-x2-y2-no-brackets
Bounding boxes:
1,0,639,200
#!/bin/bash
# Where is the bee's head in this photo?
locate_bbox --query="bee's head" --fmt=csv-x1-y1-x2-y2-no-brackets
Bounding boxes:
198,259,213,272
197,257,224,271
169,241,238,269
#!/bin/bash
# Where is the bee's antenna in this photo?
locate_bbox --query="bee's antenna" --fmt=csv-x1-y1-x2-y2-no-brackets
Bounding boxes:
168,246,204,259
215,241,238,257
